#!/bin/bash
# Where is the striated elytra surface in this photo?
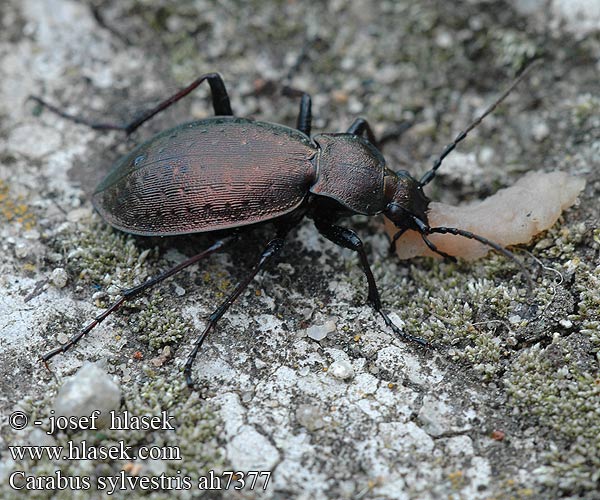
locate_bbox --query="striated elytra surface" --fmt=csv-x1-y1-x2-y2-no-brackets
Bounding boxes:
93,117,317,236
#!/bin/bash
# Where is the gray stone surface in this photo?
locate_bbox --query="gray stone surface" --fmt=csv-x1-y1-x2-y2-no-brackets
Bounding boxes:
1,0,599,499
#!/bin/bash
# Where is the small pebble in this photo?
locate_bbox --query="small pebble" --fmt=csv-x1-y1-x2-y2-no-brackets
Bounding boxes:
296,404,325,431
478,146,495,165
53,362,121,429
306,320,336,341
532,121,550,142
47,252,63,263
15,243,29,258
24,230,40,240
508,314,522,325
92,291,107,304
67,208,92,223
298,365,310,376
50,268,68,288
329,360,354,380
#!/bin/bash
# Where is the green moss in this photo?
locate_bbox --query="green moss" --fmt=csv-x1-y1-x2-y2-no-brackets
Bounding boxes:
504,249,600,494
132,293,193,350
52,216,155,291
377,255,532,380
505,339,600,492
1,376,223,499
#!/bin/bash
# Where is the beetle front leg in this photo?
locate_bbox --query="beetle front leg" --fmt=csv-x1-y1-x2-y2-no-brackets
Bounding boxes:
29,72,233,134
184,237,285,387
313,220,426,346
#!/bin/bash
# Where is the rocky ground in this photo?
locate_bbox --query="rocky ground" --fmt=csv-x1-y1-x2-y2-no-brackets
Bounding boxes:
0,0,599,499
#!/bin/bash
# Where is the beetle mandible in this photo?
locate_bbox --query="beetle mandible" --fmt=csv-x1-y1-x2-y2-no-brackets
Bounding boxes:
32,67,535,387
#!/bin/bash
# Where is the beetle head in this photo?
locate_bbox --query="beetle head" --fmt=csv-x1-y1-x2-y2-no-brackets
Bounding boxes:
384,170,430,232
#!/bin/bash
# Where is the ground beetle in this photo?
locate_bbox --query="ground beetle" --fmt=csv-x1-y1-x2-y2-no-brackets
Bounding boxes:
32,66,535,387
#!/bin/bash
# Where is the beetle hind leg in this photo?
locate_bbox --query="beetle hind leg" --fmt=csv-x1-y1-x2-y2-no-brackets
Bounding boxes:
40,236,234,369
29,72,233,135
314,220,427,347
184,237,285,387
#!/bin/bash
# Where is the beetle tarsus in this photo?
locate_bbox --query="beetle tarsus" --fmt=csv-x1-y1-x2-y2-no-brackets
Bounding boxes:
184,321,214,388
378,311,428,346
314,220,427,347
40,237,233,370
28,72,234,135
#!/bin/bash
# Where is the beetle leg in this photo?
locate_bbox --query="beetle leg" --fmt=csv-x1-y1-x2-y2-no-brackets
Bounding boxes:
282,87,312,135
346,118,379,148
388,228,408,256
28,72,233,134
184,237,285,387
296,94,312,136
27,95,130,132
314,220,426,346
40,236,234,367
122,72,233,133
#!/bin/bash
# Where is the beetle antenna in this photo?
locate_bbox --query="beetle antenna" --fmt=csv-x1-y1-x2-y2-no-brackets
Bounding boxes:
419,59,541,187
424,225,534,294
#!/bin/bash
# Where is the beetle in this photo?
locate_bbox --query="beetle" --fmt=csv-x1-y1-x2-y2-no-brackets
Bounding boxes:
32,67,534,387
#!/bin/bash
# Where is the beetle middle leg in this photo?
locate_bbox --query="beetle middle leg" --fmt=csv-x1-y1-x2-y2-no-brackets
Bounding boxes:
41,236,234,368
282,86,312,136
184,237,286,387
313,220,426,346
29,72,233,134
346,118,379,148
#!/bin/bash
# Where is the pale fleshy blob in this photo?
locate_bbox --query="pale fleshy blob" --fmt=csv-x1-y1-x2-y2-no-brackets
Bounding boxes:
386,171,586,261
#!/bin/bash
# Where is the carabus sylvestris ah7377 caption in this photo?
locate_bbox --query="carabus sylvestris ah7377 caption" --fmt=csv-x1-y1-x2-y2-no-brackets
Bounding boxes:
31,67,535,387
